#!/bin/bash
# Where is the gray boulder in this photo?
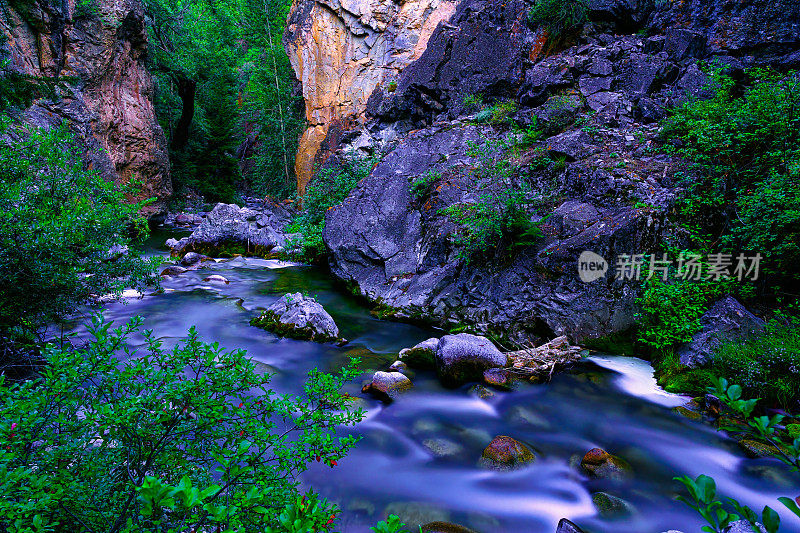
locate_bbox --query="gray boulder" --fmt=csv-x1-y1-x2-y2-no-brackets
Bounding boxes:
677,296,765,367
435,334,507,386
168,203,289,256
251,293,340,342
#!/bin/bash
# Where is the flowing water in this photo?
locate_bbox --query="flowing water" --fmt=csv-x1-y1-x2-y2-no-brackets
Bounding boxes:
64,228,800,533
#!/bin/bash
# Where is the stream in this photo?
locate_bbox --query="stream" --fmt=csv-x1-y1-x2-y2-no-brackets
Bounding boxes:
63,228,800,533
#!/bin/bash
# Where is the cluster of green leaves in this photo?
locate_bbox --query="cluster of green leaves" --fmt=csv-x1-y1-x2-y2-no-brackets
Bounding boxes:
287,156,375,263
674,378,800,532
711,320,800,409
0,120,158,339
675,474,787,533
409,169,442,200
0,315,364,532
0,60,60,114
440,137,547,263
527,0,589,38
635,274,729,352
663,68,800,295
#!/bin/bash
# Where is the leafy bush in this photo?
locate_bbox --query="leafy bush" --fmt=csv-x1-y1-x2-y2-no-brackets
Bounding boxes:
441,138,547,262
287,156,375,263
675,379,800,533
712,320,800,409
635,276,728,352
489,100,518,125
409,169,442,200
0,316,363,532
663,68,800,292
0,120,158,338
528,0,589,38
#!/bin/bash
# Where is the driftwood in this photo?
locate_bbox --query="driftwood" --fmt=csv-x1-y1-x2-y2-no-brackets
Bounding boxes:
504,336,583,381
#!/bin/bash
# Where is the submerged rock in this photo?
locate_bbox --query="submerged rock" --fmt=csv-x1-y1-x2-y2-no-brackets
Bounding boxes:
384,502,449,529
592,491,634,518
251,293,341,343
478,435,535,470
203,275,230,284
362,371,413,402
435,334,507,387
580,448,632,481
160,265,188,277
422,438,465,459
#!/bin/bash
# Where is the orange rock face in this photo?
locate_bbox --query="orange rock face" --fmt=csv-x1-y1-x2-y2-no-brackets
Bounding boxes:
1,0,172,216
284,0,458,193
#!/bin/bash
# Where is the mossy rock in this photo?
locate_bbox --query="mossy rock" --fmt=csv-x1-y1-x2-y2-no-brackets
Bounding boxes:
591,492,634,519
250,310,339,343
478,435,536,470
672,405,703,421
787,424,800,440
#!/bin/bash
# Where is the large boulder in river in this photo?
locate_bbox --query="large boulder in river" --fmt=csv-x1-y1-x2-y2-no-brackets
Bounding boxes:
677,296,765,367
478,435,535,470
251,293,341,343
168,202,291,256
434,334,507,387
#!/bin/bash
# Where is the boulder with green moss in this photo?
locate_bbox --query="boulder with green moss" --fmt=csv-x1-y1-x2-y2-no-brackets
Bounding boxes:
251,293,341,343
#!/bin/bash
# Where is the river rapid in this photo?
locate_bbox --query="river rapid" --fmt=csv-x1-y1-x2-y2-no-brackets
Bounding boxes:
62,228,800,533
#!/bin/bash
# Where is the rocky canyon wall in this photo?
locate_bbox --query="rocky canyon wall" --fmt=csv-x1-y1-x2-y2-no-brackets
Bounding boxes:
283,0,458,193
0,0,172,216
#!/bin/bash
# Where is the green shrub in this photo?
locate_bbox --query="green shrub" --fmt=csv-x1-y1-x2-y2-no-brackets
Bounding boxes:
528,0,589,37
0,315,363,531
462,93,484,110
288,156,375,263
409,169,442,199
489,100,519,125
0,120,158,337
635,275,729,353
441,138,546,262
712,320,800,409
663,68,800,292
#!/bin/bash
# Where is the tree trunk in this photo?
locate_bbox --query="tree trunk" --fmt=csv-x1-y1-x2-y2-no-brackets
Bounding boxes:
171,75,197,151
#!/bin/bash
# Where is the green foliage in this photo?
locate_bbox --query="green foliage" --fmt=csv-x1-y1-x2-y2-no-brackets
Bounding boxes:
264,491,338,533
440,138,547,262
409,169,442,200
528,0,589,38
287,156,375,263
0,315,364,531
711,322,800,410
635,275,728,352
462,93,484,110
237,0,305,197
511,119,542,152
675,380,800,532
370,515,412,533
0,60,59,114
663,68,800,292
170,71,242,203
0,120,158,337
489,100,518,125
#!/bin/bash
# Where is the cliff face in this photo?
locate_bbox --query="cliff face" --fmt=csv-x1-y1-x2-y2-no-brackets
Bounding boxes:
289,0,799,343
0,0,172,216
284,0,457,193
